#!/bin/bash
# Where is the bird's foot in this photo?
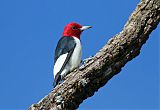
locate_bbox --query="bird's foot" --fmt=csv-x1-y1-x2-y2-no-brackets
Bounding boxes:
79,56,94,70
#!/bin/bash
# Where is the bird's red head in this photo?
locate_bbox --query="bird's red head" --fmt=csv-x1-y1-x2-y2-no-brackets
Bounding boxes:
62,22,92,39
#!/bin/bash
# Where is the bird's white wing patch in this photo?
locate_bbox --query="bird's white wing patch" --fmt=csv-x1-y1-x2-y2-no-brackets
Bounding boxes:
54,53,68,78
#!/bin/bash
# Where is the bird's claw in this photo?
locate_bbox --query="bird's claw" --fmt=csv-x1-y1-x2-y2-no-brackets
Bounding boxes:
79,56,94,70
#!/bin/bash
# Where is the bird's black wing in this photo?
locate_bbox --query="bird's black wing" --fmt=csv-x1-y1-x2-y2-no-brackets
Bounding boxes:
54,36,76,86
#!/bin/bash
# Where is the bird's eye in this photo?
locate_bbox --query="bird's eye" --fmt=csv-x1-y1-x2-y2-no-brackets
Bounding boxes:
72,26,78,30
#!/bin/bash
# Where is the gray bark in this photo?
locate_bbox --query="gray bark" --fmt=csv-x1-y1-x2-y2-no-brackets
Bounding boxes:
29,0,160,110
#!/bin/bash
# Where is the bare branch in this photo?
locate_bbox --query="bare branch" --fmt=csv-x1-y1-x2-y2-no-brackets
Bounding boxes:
29,0,160,110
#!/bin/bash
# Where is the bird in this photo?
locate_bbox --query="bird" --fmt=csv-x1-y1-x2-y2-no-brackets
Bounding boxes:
53,22,92,86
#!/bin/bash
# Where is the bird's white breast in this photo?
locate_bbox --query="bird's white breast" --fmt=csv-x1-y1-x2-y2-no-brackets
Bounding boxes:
69,37,82,70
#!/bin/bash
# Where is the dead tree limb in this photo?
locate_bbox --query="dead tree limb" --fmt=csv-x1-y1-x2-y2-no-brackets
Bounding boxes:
29,0,160,110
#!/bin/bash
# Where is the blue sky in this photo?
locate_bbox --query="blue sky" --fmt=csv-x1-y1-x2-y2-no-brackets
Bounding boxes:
0,0,159,110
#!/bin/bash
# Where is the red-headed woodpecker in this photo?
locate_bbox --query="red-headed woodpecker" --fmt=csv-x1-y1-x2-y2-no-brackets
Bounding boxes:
53,22,92,86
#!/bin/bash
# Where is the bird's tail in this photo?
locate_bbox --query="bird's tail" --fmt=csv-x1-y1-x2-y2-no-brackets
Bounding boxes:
53,74,61,87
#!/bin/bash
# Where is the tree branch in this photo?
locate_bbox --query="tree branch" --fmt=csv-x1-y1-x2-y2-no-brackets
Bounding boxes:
29,0,160,110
